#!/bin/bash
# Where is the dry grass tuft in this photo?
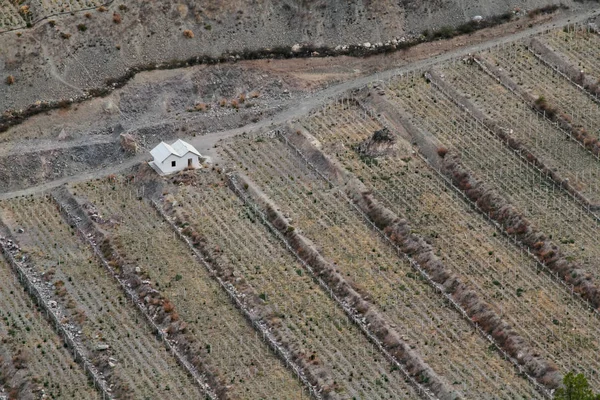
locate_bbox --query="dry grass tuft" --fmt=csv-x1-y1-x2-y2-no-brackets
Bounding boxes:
183,29,194,38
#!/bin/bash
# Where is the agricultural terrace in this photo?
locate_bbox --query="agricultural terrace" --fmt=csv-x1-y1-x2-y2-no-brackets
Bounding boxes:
438,60,600,204
484,43,600,140
220,135,542,399
71,178,305,400
26,0,106,17
0,1,24,31
167,170,420,399
385,75,600,285
542,26,600,82
0,196,204,399
0,256,99,399
303,102,600,390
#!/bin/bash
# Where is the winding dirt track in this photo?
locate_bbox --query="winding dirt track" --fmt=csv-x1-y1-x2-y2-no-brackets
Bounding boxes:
1,7,598,201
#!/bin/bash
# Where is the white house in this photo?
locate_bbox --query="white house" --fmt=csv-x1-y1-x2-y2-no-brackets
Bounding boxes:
149,139,203,175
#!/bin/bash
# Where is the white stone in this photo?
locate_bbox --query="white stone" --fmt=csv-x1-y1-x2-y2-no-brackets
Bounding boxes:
291,44,301,52
363,42,371,48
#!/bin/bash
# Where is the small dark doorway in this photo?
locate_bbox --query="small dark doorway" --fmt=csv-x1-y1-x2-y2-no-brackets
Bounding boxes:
188,158,193,167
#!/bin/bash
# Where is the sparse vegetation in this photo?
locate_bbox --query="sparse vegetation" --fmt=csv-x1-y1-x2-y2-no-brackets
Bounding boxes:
182,29,194,38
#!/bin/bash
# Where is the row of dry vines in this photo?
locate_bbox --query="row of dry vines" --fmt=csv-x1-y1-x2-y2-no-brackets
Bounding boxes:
219,133,544,399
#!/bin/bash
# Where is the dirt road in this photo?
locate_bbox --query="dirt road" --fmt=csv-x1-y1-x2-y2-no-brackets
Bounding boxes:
1,7,597,201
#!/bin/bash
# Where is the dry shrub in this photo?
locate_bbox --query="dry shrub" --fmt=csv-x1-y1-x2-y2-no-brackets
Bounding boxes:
163,300,175,313
194,102,207,111
5,75,15,85
250,91,260,99
84,12,92,19
219,98,227,107
533,96,556,118
97,5,107,12
230,99,239,109
183,29,194,38
120,133,138,154
11,351,28,370
60,32,71,39
42,268,55,282
112,13,122,24
436,146,448,158
74,309,86,324
239,93,246,103
54,281,67,297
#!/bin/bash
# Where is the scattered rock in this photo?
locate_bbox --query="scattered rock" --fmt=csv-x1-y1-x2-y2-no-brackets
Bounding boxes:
96,344,110,351
120,133,139,154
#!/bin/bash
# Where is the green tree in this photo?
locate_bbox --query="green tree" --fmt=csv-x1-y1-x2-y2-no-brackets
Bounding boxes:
554,372,600,400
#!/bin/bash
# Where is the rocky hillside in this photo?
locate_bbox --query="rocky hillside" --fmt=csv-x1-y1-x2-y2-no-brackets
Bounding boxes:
0,0,592,111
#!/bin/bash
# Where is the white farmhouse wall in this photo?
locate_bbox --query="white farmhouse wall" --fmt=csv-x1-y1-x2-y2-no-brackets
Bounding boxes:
157,152,200,174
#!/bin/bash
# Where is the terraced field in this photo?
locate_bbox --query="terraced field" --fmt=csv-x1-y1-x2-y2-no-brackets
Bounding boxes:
3,20,600,400
385,75,600,283
437,60,600,204
27,0,107,17
0,0,108,32
0,196,205,399
0,1,24,31
484,43,600,140
167,171,420,399
0,256,99,399
71,178,307,400
301,102,600,389
221,135,542,399
542,26,600,80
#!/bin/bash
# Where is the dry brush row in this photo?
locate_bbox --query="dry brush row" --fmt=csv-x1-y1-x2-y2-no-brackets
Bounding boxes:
0,226,111,400
282,125,558,394
155,193,325,400
425,69,599,211
399,73,600,312
472,53,600,161
49,187,219,400
527,37,600,101
226,170,448,400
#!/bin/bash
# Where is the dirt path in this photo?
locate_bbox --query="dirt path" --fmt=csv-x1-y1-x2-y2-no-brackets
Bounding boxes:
1,7,598,201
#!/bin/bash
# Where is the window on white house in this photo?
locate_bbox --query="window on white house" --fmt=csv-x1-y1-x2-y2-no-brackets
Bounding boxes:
171,161,176,167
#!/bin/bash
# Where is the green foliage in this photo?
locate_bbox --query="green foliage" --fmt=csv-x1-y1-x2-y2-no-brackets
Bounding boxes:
554,372,600,400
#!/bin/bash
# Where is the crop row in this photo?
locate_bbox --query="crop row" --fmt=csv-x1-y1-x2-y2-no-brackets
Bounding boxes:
384,75,600,284
542,27,600,82
483,42,600,141
0,1,24,30
71,178,307,400
0,255,99,399
0,196,203,399
437,59,600,204
303,101,600,390
27,0,106,17
220,135,542,399
168,170,421,399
